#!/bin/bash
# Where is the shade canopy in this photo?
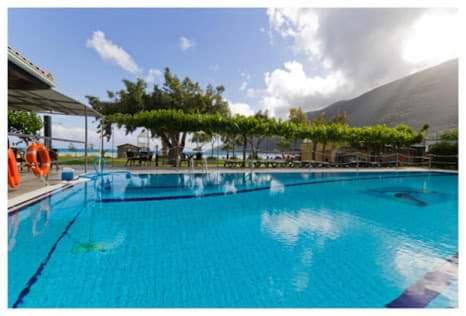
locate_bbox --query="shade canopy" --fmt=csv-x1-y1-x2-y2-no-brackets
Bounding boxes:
8,88,102,117
8,46,101,117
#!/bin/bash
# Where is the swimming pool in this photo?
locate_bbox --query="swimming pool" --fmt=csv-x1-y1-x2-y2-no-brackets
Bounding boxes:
8,171,458,308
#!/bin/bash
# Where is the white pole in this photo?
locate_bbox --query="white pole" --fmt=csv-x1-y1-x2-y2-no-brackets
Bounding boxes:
84,107,88,173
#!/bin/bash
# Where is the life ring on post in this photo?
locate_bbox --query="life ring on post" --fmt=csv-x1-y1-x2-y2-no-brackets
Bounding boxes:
26,143,51,177
8,149,21,188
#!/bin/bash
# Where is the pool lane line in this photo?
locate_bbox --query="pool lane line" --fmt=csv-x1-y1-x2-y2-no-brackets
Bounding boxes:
386,253,458,308
11,208,84,308
98,172,453,204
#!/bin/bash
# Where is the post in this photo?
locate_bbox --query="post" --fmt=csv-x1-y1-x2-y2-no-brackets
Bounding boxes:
100,118,104,173
396,152,399,168
84,108,88,173
44,115,52,148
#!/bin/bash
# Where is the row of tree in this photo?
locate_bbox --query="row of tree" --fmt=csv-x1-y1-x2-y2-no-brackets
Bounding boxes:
88,68,427,166
108,108,426,165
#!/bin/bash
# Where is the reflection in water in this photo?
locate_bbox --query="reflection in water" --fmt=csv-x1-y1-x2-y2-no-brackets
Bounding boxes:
32,198,52,236
177,172,277,196
8,212,21,251
261,208,349,293
270,179,285,194
223,181,237,194
117,172,304,199
292,271,309,292
392,245,458,307
261,209,345,245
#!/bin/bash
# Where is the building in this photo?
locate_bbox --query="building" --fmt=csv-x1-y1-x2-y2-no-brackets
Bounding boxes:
117,143,140,158
8,46,101,173
301,140,339,162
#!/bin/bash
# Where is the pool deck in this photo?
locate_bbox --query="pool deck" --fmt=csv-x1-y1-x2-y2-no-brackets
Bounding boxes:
8,166,456,211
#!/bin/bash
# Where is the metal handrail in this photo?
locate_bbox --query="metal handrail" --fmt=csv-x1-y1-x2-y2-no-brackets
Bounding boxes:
8,132,85,144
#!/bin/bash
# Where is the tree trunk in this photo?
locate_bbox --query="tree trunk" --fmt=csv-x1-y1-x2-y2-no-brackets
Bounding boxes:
322,142,327,162
242,136,248,167
312,141,318,160
250,139,255,159
159,132,187,167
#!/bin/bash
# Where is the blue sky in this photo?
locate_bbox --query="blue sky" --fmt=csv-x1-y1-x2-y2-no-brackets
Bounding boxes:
8,8,458,148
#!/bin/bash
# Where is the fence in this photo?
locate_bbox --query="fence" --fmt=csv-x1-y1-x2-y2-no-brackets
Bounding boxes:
94,147,458,171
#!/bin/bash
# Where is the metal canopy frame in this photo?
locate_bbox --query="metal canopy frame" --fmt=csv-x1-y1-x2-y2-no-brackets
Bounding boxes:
8,46,103,173
8,89,102,117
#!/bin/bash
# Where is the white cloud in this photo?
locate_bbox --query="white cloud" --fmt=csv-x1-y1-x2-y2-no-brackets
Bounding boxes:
179,36,195,51
239,72,253,93
145,68,162,84
239,81,248,92
86,31,140,74
227,100,255,116
401,11,459,66
267,8,321,58
262,61,349,117
263,8,457,117
246,88,257,98
51,121,162,150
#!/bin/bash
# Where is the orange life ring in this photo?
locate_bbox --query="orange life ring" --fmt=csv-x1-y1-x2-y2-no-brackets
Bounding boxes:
8,149,21,189
8,149,21,188
26,143,51,177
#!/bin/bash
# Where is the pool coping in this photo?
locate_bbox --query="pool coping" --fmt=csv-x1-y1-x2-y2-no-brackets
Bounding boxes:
8,178,89,213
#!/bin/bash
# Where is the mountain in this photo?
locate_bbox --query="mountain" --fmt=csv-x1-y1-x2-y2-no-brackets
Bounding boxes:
307,59,458,136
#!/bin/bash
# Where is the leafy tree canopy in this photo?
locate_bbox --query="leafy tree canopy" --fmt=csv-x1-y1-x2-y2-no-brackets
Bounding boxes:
288,107,307,125
8,110,43,144
87,68,230,165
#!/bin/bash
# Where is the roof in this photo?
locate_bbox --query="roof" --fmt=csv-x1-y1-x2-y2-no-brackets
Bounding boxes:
117,143,140,148
8,88,102,117
8,46,101,117
8,46,55,88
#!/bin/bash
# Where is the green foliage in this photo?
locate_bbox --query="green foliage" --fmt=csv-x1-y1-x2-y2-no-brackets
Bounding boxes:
439,128,458,142
87,68,229,142
277,137,292,157
87,68,230,165
288,107,307,125
8,111,43,144
109,109,425,156
191,131,212,150
430,128,458,161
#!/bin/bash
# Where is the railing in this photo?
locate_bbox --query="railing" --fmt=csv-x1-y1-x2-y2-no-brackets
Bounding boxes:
100,147,457,171
8,132,103,173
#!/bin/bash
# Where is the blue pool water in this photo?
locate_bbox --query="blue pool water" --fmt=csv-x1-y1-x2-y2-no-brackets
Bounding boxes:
8,171,458,307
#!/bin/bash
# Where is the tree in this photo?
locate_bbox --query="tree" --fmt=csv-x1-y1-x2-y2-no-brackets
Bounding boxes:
87,68,229,166
191,131,212,151
288,107,308,152
277,137,292,159
8,110,43,145
429,128,458,169
249,110,270,159
439,128,457,142
221,134,240,159
109,109,425,164
288,107,308,125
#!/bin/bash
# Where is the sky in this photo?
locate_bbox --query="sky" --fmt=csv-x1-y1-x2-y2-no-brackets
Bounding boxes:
8,8,459,149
